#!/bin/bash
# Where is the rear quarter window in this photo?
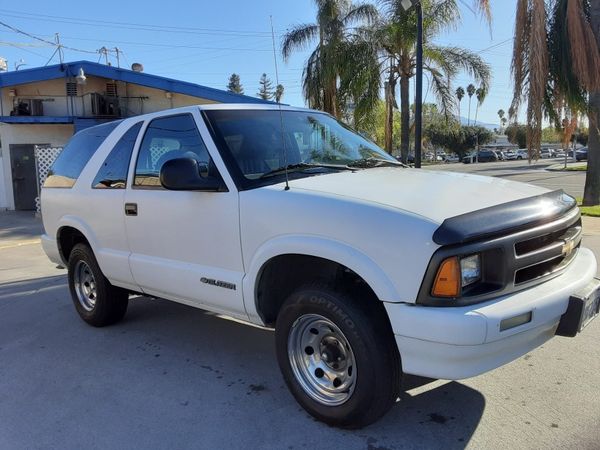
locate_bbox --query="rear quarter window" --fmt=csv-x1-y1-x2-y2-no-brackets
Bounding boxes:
44,121,121,188
92,122,142,189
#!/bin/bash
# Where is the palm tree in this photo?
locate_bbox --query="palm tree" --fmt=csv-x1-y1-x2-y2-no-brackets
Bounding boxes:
281,0,378,118
377,1,491,162
466,83,476,125
511,0,600,205
474,87,486,125
456,86,465,121
497,109,505,131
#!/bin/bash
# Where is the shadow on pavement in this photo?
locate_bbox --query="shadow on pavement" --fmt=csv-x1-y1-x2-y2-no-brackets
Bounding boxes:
0,277,485,449
0,210,43,242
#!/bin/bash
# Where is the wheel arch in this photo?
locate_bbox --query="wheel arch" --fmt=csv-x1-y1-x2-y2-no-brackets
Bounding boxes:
244,236,400,327
56,216,99,264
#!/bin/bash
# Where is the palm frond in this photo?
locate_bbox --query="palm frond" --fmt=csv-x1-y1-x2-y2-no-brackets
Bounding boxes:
281,24,320,61
343,3,379,25
425,66,455,120
473,0,492,27
566,0,600,91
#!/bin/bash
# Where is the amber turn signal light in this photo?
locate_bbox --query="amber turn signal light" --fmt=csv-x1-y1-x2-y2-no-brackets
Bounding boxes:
431,257,461,297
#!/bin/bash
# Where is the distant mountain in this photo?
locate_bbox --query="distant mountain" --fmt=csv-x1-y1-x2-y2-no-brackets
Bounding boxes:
458,116,499,130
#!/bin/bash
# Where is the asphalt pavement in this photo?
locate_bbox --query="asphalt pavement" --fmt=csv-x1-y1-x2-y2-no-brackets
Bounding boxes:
1,183,600,449
423,158,587,198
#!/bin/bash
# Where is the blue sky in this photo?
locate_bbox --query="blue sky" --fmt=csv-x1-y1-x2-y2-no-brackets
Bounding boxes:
0,0,516,125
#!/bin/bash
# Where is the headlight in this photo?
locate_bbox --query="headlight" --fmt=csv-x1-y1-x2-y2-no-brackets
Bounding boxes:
431,254,481,298
460,254,481,287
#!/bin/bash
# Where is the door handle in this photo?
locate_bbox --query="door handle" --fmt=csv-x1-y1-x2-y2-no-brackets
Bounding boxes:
124,203,138,216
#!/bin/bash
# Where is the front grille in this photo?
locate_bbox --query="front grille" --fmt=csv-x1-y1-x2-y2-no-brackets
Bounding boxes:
417,204,583,306
513,214,581,285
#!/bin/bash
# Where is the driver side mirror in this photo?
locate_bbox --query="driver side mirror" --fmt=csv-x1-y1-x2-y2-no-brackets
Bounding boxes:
160,158,227,192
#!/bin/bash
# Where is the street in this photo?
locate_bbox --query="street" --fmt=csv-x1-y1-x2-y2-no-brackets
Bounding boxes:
1,163,600,450
423,159,587,199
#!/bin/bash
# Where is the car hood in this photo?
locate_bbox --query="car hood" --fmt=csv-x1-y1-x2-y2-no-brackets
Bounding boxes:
286,167,549,224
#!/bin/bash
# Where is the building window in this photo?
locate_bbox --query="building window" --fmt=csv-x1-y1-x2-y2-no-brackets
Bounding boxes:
66,82,78,97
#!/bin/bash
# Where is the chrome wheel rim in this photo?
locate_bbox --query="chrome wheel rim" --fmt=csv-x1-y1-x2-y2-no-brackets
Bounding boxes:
73,260,97,312
288,314,356,406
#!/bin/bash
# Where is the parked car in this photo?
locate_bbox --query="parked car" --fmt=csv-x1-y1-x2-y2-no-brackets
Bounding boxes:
576,147,588,161
504,150,518,160
540,148,554,159
462,153,476,164
515,149,528,160
477,149,499,162
445,154,459,163
41,104,599,428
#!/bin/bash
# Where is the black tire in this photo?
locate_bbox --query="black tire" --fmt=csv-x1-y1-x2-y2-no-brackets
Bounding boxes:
275,283,402,428
67,243,128,327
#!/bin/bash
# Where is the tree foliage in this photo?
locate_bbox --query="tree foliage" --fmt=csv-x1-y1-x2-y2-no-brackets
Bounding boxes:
371,1,491,161
226,73,244,94
505,123,528,149
511,0,600,205
257,73,274,100
281,0,377,117
275,84,285,102
426,123,493,158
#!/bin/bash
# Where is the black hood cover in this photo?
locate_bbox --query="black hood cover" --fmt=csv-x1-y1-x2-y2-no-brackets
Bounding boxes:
432,190,578,246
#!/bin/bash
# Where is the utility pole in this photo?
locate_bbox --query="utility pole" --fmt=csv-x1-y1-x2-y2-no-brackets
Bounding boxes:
414,2,423,168
54,33,64,64
114,47,121,68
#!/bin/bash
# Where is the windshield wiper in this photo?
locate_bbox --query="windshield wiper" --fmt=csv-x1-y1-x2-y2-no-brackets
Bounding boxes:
347,158,407,169
259,163,354,179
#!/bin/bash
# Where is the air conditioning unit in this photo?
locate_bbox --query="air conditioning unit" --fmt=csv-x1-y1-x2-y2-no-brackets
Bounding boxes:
90,93,120,117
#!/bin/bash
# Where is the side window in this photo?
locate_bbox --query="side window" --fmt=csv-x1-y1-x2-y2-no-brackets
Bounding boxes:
44,121,121,188
134,114,210,188
92,122,142,189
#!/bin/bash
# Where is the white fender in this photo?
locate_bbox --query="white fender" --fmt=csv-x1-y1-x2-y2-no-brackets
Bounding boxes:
243,235,401,324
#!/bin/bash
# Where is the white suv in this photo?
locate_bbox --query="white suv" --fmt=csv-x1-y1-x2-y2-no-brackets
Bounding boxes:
41,104,599,428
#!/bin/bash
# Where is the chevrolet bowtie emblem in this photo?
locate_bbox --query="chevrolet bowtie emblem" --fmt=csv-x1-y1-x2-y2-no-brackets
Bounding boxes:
562,240,576,257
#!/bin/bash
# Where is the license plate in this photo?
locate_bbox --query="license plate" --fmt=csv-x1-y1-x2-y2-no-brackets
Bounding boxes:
581,287,600,330
556,279,600,337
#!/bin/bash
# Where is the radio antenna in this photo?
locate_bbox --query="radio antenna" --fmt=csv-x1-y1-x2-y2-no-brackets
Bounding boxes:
270,15,290,191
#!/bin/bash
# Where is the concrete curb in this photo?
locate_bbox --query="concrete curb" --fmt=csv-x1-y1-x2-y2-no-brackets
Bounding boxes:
546,163,587,172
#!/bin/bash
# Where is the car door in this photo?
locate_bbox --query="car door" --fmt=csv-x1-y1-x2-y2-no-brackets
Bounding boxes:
124,111,246,319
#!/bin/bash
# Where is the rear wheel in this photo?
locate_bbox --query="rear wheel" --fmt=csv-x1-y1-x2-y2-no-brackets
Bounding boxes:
67,244,128,327
275,283,401,428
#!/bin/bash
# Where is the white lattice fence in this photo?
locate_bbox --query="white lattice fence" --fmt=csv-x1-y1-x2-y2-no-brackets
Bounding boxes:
34,146,63,213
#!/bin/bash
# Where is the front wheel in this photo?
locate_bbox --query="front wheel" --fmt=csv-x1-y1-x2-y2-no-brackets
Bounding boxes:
275,284,401,428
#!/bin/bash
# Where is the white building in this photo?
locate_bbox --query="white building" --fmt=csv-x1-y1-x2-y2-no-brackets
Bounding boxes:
0,60,267,210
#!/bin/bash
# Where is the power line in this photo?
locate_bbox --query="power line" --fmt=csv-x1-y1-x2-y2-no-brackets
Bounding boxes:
0,20,97,54
0,40,49,58
0,9,283,38
57,35,272,52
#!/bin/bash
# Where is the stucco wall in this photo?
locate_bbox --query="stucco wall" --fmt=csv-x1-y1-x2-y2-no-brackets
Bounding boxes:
1,76,217,118
0,123,74,210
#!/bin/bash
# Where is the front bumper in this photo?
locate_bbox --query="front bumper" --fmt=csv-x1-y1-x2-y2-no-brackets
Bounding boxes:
384,247,597,380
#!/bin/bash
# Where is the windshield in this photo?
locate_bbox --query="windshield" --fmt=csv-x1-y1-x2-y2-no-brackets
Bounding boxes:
203,109,396,188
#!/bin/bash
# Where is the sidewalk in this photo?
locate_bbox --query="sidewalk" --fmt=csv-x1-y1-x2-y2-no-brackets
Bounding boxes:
583,215,600,236
547,161,587,171
0,211,43,248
